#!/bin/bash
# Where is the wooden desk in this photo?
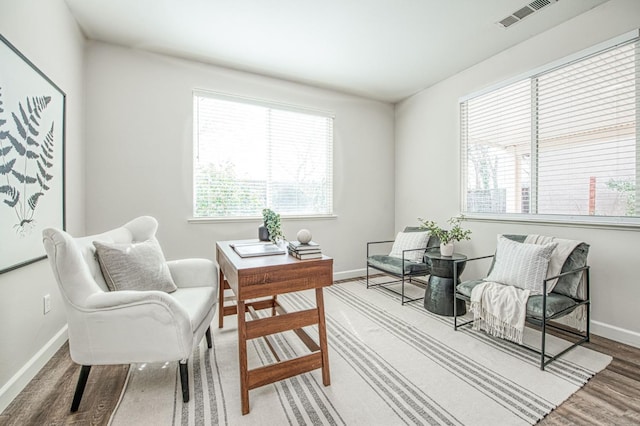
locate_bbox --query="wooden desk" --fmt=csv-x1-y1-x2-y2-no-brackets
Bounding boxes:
215,240,333,415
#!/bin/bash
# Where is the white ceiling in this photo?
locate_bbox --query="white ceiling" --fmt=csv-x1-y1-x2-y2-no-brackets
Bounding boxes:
64,0,608,103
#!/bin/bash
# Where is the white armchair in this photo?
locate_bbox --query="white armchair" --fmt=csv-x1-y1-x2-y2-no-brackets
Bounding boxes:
42,216,218,412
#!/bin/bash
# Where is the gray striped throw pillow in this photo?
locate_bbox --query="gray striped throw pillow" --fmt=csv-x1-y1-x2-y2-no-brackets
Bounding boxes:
486,236,557,294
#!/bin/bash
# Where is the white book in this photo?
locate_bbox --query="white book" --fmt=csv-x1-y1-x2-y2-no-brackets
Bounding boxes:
231,242,286,258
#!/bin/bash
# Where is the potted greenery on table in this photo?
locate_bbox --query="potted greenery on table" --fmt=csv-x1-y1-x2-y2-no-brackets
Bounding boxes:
418,216,471,256
259,208,284,243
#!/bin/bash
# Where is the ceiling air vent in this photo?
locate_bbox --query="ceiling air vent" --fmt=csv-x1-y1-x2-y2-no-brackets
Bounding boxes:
497,0,558,28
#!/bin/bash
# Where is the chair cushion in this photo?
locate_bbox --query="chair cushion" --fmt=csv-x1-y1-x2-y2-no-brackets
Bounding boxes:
389,231,429,262
93,239,177,293
457,280,578,319
457,279,486,297
171,286,216,331
486,236,557,294
552,242,589,299
368,254,429,276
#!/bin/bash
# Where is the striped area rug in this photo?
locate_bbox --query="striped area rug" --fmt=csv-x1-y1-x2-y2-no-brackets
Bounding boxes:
109,277,611,426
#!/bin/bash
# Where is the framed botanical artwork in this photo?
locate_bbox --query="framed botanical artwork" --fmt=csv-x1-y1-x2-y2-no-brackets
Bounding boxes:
0,34,65,274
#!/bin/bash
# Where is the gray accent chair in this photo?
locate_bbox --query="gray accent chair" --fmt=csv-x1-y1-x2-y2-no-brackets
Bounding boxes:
453,234,590,370
366,227,440,305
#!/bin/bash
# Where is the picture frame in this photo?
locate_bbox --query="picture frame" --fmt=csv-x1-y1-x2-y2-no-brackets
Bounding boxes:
0,34,65,274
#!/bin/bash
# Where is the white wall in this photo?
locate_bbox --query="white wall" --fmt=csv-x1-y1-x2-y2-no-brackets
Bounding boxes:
395,0,640,347
84,42,396,277
0,0,85,412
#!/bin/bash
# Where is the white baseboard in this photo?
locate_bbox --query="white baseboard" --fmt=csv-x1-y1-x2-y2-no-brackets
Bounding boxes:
0,325,68,414
591,320,640,349
333,269,366,282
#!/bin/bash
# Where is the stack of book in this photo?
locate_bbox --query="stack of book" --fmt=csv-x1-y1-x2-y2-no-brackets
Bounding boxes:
287,240,322,260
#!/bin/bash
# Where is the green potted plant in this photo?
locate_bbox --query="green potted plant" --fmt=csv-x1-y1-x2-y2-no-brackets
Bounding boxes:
260,208,284,243
418,216,471,256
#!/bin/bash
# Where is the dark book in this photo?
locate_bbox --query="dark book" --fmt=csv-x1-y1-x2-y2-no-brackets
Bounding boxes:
291,251,323,260
289,248,322,255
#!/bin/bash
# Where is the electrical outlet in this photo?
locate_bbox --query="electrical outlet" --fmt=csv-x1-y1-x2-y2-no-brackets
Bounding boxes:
43,294,51,314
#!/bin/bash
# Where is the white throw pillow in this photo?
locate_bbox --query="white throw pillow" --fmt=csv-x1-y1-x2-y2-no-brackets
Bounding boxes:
486,236,558,294
93,239,177,293
389,231,430,262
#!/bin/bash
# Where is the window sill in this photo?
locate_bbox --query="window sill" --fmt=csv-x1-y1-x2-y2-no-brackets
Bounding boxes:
463,213,640,232
188,214,338,224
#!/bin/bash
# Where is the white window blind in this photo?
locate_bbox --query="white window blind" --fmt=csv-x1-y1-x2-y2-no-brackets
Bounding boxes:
461,33,640,224
193,92,334,218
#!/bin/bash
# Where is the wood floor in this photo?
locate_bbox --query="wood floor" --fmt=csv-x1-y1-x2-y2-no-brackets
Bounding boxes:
0,343,128,426
2,322,639,425
539,331,640,426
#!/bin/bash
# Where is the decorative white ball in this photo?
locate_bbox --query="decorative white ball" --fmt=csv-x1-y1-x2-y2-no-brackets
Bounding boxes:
296,229,312,244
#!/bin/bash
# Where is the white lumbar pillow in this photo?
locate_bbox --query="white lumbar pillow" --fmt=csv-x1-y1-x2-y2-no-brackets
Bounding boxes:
486,236,557,294
389,231,429,263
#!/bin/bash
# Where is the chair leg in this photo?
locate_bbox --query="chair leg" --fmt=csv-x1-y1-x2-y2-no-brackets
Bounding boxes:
71,365,91,412
586,303,591,343
366,265,370,288
453,292,458,330
205,326,212,349
541,295,547,371
585,269,591,343
453,262,458,329
179,361,189,403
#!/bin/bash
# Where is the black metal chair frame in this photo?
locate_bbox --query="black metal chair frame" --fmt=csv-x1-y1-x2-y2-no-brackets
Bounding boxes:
366,240,434,305
453,256,590,371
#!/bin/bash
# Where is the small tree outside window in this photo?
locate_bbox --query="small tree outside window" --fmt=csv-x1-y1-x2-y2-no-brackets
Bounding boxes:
193,92,334,218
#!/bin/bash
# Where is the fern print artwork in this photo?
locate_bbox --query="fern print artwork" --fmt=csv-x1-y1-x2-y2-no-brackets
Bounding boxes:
0,89,57,235
0,33,65,274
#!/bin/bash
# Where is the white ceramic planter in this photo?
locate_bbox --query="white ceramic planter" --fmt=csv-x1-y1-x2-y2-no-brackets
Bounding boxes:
440,242,454,256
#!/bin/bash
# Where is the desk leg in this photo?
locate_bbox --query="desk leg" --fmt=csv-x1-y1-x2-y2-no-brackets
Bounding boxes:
315,288,331,386
237,299,250,415
218,269,225,328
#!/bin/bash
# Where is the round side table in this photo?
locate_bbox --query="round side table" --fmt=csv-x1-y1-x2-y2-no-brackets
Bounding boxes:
423,252,467,316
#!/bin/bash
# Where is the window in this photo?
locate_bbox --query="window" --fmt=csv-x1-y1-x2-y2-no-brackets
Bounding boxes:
193,91,334,218
461,31,640,225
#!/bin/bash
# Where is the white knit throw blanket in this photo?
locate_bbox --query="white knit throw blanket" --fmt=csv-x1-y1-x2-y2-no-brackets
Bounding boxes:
470,281,530,344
